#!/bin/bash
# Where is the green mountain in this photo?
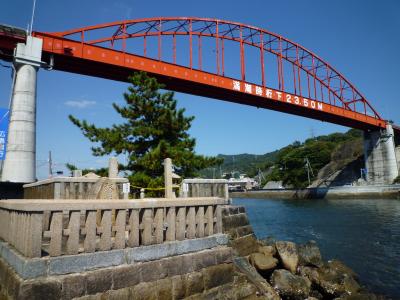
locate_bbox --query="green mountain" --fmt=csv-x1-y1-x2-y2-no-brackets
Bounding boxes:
200,151,278,178
200,129,363,188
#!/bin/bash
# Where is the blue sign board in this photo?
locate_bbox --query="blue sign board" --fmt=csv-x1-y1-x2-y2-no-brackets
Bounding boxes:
0,108,9,161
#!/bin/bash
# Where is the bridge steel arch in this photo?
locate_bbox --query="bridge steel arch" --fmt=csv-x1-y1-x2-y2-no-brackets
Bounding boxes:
27,17,387,130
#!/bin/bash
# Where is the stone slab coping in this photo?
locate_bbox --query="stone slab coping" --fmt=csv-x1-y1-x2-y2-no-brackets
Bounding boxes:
182,179,228,184
23,176,129,188
326,185,400,192
0,234,229,279
0,197,228,211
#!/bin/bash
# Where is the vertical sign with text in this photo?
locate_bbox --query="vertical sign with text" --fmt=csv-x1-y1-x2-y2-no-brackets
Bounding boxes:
0,108,9,161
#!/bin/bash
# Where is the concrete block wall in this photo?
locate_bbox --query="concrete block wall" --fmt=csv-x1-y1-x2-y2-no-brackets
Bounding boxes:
222,206,254,239
0,246,259,300
222,205,262,257
0,204,262,300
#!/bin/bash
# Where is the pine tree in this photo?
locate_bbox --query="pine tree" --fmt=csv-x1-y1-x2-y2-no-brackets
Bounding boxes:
68,72,222,192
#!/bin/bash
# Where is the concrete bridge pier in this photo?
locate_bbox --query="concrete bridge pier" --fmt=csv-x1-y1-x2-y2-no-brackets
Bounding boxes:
363,124,399,185
1,36,42,183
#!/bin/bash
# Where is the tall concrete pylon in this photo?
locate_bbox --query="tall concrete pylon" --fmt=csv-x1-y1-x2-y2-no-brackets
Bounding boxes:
1,36,42,183
364,124,399,185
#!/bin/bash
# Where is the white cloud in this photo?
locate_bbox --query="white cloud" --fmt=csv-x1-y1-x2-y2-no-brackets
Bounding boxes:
64,100,96,109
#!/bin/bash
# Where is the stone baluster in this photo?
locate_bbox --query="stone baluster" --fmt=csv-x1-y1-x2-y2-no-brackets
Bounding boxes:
98,210,112,251
83,210,97,252
196,206,205,238
176,207,186,240
127,209,139,247
48,211,63,256
187,206,196,239
154,208,164,244
142,208,153,245
205,205,214,236
215,205,222,234
114,209,127,249
65,211,81,254
166,207,176,241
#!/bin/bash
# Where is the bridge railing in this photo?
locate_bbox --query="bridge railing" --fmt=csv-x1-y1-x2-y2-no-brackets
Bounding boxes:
0,197,226,258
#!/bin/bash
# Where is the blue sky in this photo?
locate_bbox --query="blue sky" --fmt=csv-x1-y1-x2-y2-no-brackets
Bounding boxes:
1,0,399,179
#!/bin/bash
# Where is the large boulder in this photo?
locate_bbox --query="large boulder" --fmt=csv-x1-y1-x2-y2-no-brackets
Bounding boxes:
230,234,261,257
318,261,360,297
298,266,320,283
299,261,360,298
260,236,277,247
271,269,311,299
233,257,280,300
298,241,323,267
258,245,276,257
275,241,299,273
327,260,357,279
249,253,278,271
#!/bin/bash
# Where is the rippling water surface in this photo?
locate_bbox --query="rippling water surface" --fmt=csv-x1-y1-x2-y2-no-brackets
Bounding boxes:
232,198,400,299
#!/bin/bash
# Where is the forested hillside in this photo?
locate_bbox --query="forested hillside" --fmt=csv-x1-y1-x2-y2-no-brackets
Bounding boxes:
201,129,364,188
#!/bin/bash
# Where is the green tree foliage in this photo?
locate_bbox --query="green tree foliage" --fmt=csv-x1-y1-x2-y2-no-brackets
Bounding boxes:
199,151,279,178
68,72,222,192
265,129,363,188
202,129,363,188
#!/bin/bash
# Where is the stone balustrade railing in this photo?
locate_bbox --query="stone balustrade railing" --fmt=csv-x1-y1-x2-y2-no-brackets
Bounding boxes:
0,197,227,258
180,179,229,199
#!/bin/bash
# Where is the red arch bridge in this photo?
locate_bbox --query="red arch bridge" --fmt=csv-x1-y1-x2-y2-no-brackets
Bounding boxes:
0,17,399,184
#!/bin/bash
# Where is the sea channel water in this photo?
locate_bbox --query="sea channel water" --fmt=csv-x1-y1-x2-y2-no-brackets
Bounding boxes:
232,198,400,299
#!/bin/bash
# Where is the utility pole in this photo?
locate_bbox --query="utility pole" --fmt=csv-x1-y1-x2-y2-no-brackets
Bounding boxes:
309,127,315,139
304,157,314,186
48,151,53,178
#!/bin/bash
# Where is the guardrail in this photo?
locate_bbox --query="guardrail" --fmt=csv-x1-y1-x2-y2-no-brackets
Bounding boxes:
0,197,227,258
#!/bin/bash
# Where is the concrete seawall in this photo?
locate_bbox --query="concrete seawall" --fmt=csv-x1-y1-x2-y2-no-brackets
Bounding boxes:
231,185,400,200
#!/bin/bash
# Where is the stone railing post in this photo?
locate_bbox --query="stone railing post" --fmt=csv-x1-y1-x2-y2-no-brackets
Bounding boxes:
108,157,119,178
164,158,173,198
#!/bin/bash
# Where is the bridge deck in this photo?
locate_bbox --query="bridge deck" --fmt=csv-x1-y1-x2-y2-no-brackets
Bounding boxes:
0,23,397,135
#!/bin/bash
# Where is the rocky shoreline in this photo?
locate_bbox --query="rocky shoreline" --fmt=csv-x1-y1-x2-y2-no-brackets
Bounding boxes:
231,185,400,200
222,206,386,299
231,236,385,299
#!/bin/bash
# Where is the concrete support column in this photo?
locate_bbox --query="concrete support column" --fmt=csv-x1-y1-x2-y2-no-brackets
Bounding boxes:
363,124,399,185
1,36,42,183
1,64,37,183
395,146,400,172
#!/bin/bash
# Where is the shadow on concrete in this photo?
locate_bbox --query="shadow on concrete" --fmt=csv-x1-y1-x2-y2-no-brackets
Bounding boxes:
0,182,24,199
